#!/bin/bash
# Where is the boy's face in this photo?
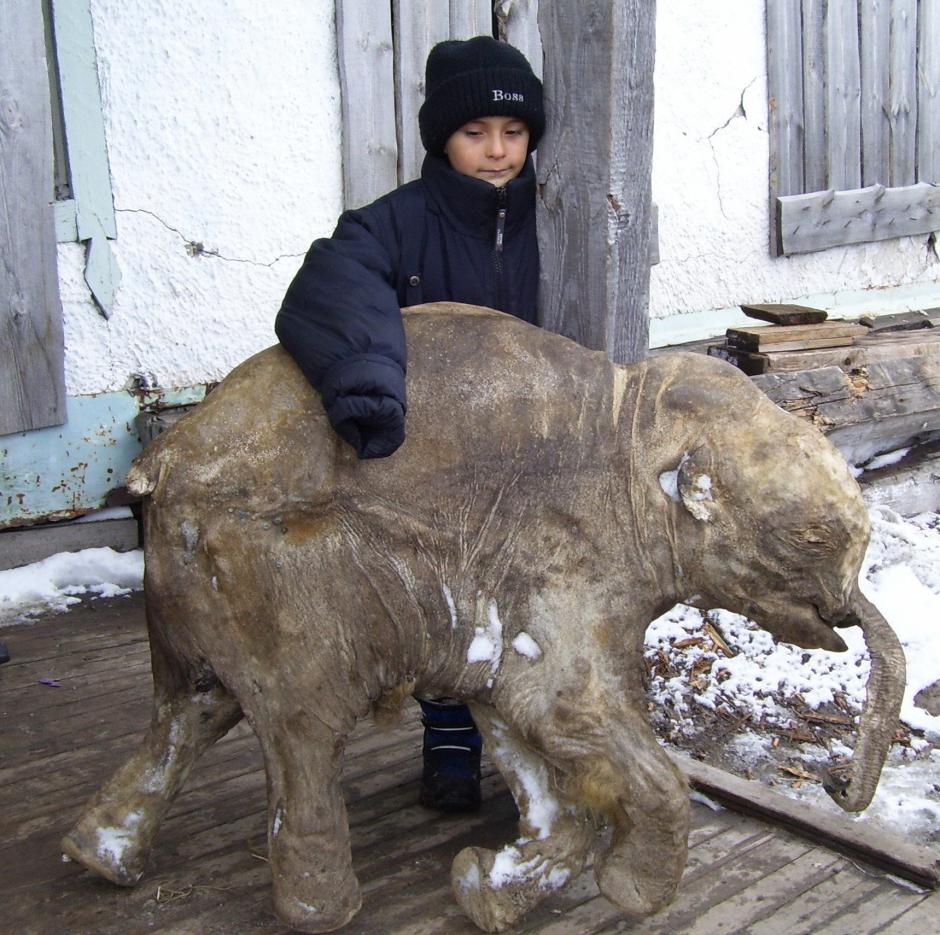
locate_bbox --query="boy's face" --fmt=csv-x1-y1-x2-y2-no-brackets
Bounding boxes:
443,116,530,186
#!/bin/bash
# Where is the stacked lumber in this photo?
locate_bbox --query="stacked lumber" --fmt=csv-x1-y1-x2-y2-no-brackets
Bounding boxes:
709,304,940,376
703,303,940,465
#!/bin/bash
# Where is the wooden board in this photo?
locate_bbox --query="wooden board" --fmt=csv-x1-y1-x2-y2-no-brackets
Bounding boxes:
673,753,940,889
741,303,828,325
0,0,67,436
726,321,867,351
860,309,940,331
712,328,940,374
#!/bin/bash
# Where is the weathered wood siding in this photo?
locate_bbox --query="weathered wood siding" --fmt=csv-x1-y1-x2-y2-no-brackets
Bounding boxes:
0,0,67,436
767,0,940,255
336,0,493,208
536,0,655,364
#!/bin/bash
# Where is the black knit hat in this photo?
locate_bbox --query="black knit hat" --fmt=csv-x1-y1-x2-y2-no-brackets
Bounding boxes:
419,36,544,156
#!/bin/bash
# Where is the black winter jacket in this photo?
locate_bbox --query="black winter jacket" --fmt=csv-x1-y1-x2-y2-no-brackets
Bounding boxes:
275,153,539,459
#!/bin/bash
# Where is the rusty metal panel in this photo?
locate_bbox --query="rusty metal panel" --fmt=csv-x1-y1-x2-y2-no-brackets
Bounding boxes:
0,387,205,529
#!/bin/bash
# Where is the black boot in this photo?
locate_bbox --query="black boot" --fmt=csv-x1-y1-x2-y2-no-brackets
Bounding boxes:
418,699,482,813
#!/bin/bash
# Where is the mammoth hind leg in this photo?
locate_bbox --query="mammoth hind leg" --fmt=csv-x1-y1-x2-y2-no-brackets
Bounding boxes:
251,702,362,934
61,633,243,885
451,705,594,933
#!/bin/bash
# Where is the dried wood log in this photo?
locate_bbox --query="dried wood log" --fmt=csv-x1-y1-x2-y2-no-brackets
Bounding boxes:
752,357,940,464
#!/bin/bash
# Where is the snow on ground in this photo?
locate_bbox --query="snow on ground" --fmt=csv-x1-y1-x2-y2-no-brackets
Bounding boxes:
0,547,144,626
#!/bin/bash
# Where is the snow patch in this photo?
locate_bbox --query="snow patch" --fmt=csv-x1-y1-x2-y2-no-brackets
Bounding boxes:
467,599,504,674
512,632,542,660
442,584,458,629
455,860,481,892
0,547,144,627
96,810,143,869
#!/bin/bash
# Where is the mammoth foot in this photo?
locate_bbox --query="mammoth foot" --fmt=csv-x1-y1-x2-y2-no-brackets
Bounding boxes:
271,870,362,934
593,838,683,917
61,801,159,887
451,842,582,933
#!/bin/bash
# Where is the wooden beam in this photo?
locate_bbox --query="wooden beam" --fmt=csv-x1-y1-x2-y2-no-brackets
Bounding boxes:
672,753,940,889
777,181,940,255
0,0,67,436
536,0,655,364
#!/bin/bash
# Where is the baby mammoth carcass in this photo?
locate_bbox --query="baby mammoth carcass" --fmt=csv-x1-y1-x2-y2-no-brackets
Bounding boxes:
61,303,904,932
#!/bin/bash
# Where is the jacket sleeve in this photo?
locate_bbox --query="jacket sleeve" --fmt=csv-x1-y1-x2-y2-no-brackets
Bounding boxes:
275,207,408,460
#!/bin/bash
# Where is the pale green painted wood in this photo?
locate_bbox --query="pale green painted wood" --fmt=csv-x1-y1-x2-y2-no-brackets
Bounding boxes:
54,198,78,242
0,385,206,528
0,0,67,436
50,0,120,317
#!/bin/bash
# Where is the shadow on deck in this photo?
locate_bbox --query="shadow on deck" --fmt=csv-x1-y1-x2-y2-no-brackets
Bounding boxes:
2,593,936,934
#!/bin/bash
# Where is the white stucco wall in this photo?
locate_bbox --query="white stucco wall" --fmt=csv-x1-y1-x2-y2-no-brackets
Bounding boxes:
59,0,940,394
650,0,940,342
61,0,343,395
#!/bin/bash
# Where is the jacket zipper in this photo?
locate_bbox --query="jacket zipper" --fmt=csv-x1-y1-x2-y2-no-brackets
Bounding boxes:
494,187,507,310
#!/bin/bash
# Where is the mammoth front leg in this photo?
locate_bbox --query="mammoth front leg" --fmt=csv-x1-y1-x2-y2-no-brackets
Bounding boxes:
451,705,594,933
61,630,243,885
554,695,690,917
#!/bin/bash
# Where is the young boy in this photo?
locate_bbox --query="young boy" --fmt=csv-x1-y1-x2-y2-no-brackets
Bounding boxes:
275,35,544,812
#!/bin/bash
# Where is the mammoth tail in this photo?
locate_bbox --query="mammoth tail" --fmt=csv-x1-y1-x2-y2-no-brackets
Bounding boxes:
125,436,169,498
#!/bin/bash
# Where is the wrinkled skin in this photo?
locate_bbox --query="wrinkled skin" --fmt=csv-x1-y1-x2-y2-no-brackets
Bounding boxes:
62,304,905,933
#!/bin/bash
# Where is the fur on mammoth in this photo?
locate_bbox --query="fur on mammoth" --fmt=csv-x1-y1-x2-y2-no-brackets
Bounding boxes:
62,303,904,933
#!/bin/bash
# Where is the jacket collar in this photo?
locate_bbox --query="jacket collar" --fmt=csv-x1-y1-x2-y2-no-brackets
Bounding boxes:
420,153,536,240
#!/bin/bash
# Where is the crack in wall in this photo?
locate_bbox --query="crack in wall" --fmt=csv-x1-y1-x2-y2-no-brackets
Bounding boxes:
706,77,759,219
116,207,305,268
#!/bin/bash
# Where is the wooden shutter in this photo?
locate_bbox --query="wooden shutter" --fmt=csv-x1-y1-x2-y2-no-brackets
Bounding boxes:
335,0,493,210
767,0,940,256
0,0,67,436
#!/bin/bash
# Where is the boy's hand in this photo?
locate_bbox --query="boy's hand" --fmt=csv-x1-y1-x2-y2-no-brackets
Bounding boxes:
328,393,405,459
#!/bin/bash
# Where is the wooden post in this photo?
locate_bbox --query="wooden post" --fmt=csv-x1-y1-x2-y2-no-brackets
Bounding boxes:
0,0,67,436
536,0,655,364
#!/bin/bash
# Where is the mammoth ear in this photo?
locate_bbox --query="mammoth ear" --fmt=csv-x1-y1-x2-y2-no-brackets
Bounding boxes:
676,448,717,522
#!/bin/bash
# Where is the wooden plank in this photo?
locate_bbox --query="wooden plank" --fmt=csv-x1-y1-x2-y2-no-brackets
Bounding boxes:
917,0,940,184
777,181,940,255
726,321,867,351
746,869,890,934
716,327,940,373
51,0,121,317
888,0,918,186
673,753,940,888
825,0,862,190
800,0,826,192
859,309,937,331
860,0,891,186
766,1,805,198
885,889,940,933
0,0,67,437
497,0,542,78
675,847,847,934
393,1,451,185
741,303,828,325
334,2,398,209
536,0,655,365
809,880,931,934
448,0,491,40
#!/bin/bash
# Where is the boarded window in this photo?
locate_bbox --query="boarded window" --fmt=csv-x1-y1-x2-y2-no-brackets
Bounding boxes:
767,0,940,256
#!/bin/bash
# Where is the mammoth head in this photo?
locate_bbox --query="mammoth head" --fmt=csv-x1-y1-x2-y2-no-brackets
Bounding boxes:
647,353,905,812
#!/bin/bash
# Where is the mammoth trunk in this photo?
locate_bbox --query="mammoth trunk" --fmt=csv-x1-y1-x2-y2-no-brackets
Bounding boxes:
824,590,906,813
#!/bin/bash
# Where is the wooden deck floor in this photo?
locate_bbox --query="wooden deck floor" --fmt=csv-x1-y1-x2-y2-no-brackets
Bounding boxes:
2,594,937,934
